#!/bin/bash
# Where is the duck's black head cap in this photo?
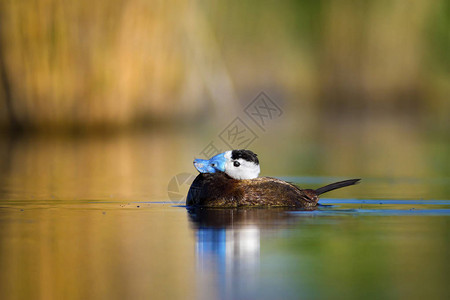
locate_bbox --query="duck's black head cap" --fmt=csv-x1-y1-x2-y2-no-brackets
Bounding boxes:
231,149,259,165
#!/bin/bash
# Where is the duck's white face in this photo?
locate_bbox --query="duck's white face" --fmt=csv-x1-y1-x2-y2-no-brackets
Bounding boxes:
222,150,260,179
193,149,260,180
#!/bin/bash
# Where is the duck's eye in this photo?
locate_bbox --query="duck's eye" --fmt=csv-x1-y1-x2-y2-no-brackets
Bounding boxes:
233,161,240,167
211,163,216,167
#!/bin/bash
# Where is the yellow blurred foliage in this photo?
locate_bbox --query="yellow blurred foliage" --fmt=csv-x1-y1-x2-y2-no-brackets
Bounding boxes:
0,0,448,131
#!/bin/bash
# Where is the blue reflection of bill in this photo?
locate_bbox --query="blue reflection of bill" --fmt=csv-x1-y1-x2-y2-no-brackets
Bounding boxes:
195,226,260,300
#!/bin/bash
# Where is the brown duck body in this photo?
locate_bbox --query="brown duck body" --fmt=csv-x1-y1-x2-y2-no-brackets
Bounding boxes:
186,173,360,208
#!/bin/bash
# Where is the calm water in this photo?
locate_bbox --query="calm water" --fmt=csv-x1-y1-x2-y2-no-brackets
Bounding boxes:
0,132,449,300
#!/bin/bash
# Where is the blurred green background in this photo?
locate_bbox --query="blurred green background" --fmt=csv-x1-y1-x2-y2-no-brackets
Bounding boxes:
0,0,448,131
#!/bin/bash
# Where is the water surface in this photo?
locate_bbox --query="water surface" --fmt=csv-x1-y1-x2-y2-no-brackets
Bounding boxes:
0,133,449,300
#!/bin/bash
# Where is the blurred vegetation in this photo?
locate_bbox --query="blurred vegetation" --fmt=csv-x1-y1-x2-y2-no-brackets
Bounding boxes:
0,3,448,298
0,0,448,133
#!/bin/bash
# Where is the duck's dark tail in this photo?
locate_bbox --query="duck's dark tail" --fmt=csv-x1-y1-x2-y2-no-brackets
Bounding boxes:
314,179,361,195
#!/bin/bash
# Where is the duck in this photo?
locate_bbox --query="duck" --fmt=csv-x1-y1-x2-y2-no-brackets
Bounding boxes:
186,149,360,208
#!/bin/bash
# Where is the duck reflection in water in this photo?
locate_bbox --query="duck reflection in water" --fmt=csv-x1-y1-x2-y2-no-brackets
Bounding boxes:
188,207,301,300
